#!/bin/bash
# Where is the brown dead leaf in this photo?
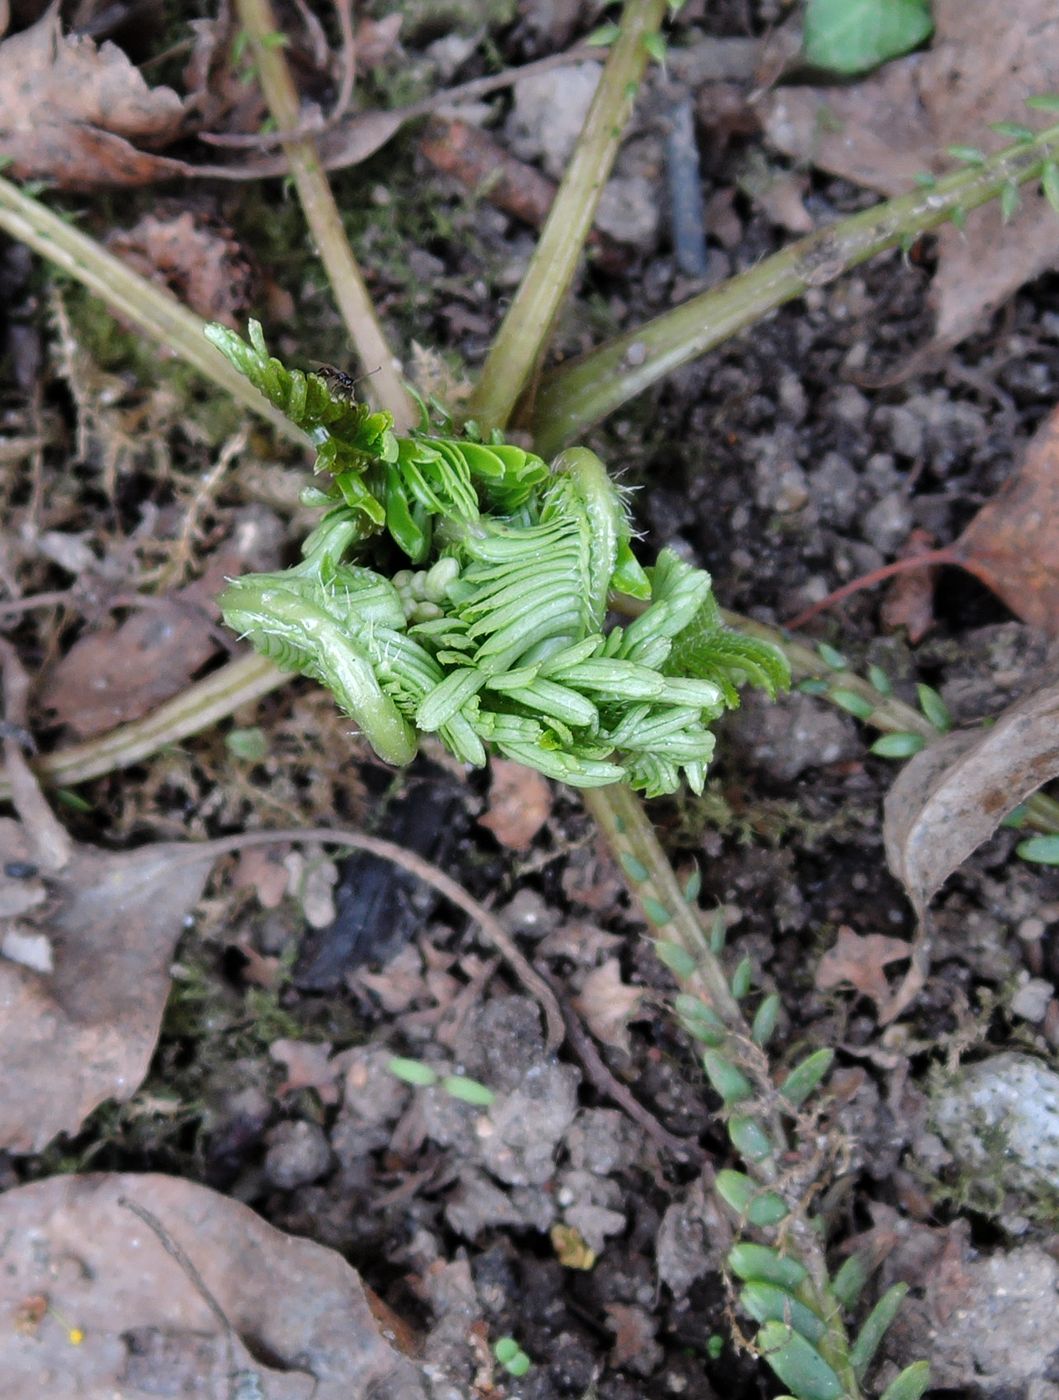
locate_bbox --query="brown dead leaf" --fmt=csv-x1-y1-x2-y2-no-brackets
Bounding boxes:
0,833,213,1153
0,1173,425,1398
572,957,645,1054
760,0,1059,345
952,402,1059,634
105,211,253,327
0,3,192,189
40,549,254,738
883,677,1059,933
815,925,912,1013
270,1037,342,1104
605,1303,663,1375
232,843,290,908
881,528,939,641
478,756,552,850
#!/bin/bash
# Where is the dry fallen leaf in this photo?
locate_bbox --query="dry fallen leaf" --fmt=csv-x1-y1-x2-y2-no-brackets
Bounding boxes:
815,925,912,1014
0,1173,426,1398
761,0,1059,346
572,956,645,1054
883,677,1059,932
105,211,253,327
232,842,291,908
952,402,1059,634
478,756,552,851
605,1303,663,1375
0,3,191,188
41,546,266,738
270,1037,342,1104
0,831,214,1153
881,528,939,642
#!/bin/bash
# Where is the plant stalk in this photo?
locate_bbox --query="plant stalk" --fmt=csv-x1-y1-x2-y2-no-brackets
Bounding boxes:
464,0,668,431
531,122,1059,453
234,0,416,428
0,175,307,446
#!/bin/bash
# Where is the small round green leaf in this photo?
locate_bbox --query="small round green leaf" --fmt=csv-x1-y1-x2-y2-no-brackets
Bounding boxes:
830,688,875,720
388,1057,439,1087
870,731,926,758
728,1243,808,1291
1017,834,1059,865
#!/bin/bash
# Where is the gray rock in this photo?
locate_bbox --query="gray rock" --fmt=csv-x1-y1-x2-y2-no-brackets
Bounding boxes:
595,174,660,252
507,62,602,179
862,492,913,554
1011,977,1054,1024
931,1053,1059,1213
902,1246,1059,1397
808,452,859,527
264,1119,333,1190
727,691,861,783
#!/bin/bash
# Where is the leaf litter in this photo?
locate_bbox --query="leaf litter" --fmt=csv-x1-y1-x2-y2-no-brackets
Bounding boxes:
0,2,191,188
761,0,1059,347
884,674,1059,931
0,1173,426,1398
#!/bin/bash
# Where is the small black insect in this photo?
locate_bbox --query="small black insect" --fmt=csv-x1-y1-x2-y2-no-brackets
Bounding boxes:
312,364,360,400
310,363,380,402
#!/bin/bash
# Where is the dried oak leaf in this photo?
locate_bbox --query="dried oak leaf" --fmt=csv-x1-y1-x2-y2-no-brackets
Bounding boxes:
0,833,214,1153
951,401,1059,634
0,1173,426,1398
883,676,1059,934
572,956,645,1054
760,0,1059,345
0,2,191,188
815,925,912,1014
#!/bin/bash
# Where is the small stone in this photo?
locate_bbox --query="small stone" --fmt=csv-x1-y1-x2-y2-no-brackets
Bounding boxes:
595,175,660,253
507,62,602,179
264,1119,333,1190
1017,917,1046,942
862,492,913,554
1010,977,1053,1023
808,452,859,527
930,1053,1059,1213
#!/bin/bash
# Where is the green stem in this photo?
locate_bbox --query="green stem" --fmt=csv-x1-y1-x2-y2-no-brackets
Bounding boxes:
531,123,1059,454
582,783,742,1026
0,175,307,446
464,0,668,431
234,0,416,429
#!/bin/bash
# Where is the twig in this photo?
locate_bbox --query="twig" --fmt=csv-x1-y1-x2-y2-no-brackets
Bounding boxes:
465,0,669,431
197,40,600,158
0,588,76,618
419,118,630,274
0,638,71,872
160,827,565,1052
233,0,415,429
537,962,704,1163
119,1197,234,1342
530,120,1059,454
783,546,957,630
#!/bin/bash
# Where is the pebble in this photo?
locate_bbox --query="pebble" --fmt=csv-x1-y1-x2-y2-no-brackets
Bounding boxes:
264,1119,333,1190
862,492,913,554
1010,977,1054,1023
931,1052,1059,1210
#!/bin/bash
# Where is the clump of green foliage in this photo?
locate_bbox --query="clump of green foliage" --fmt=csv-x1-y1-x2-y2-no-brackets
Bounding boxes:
668,917,931,1400
206,321,788,797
